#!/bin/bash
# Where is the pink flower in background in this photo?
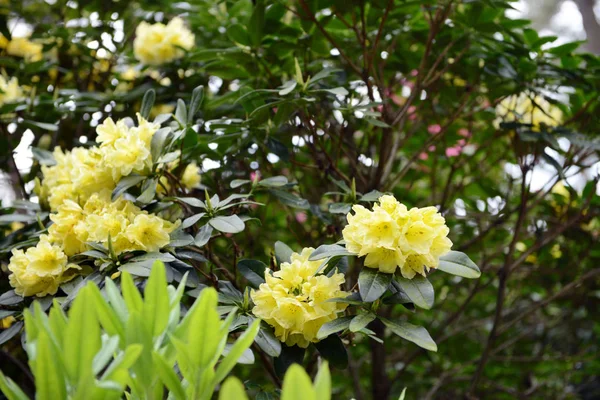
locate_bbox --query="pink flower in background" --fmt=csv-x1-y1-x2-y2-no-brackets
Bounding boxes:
428,145,436,152
408,105,417,121
458,128,471,137
445,146,462,157
410,69,419,77
250,171,260,182
419,152,429,160
428,124,442,135
457,139,466,146
391,93,403,106
295,212,307,223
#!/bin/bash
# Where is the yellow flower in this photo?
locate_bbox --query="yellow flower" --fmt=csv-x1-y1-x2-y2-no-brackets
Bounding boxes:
8,236,80,297
0,76,23,106
3,36,43,61
181,162,201,189
496,93,562,130
125,214,173,252
40,147,115,211
133,17,195,66
550,244,562,259
342,195,452,279
251,248,348,348
97,114,157,180
0,316,16,329
48,200,88,256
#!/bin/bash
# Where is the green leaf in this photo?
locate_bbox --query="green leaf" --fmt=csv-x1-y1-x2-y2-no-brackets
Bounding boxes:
238,259,267,288
313,361,331,400
188,85,204,123
151,128,172,162
380,317,437,352
269,189,310,209
437,251,481,279
181,213,206,229
0,321,23,346
0,370,29,400
349,313,376,332
309,244,353,261
365,118,390,128
231,179,251,188
281,364,315,400
112,175,146,201
63,285,100,385
279,80,297,95
396,276,434,309
22,120,58,132
328,202,351,214
140,89,156,120
274,241,294,264
87,284,124,340
257,175,288,187
152,352,186,400
194,224,213,246
32,147,56,165
92,335,120,375
317,316,353,339
360,190,384,202
227,24,251,46
399,387,407,400
254,324,282,357
209,215,245,233
248,0,265,46
219,377,248,400
137,178,157,204
143,261,170,337
34,331,67,400
358,268,392,302
314,334,348,369
317,87,349,96
121,271,143,313
214,319,260,384
175,98,187,126
548,41,581,56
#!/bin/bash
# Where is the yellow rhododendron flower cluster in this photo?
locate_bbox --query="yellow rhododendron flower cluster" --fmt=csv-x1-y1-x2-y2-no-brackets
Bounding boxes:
39,114,157,210
133,17,195,65
0,34,43,61
8,235,80,297
342,195,452,279
251,248,348,348
496,93,562,130
8,112,190,297
48,191,178,257
0,76,23,106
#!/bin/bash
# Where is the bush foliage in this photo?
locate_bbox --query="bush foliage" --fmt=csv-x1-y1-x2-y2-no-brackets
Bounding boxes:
1,0,599,399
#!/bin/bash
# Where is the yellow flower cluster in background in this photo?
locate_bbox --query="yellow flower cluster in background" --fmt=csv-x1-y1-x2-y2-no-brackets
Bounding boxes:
0,34,43,61
133,17,195,65
0,76,23,106
48,191,178,257
251,248,348,348
343,195,452,279
496,93,563,130
8,235,80,297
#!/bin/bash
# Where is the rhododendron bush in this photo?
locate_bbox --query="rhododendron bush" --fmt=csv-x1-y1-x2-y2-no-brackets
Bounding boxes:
1,0,600,399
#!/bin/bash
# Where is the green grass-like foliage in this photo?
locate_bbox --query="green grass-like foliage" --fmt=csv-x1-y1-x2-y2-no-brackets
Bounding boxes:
0,261,330,399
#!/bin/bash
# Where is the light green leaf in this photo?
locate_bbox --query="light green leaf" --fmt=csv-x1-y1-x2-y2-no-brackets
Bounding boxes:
281,364,316,400
313,361,331,400
152,352,186,400
214,319,260,384
143,261,170,337
218,377,248,400
0,371,29,400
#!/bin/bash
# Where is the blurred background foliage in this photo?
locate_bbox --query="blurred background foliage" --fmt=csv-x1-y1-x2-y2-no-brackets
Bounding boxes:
1,0,600,399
